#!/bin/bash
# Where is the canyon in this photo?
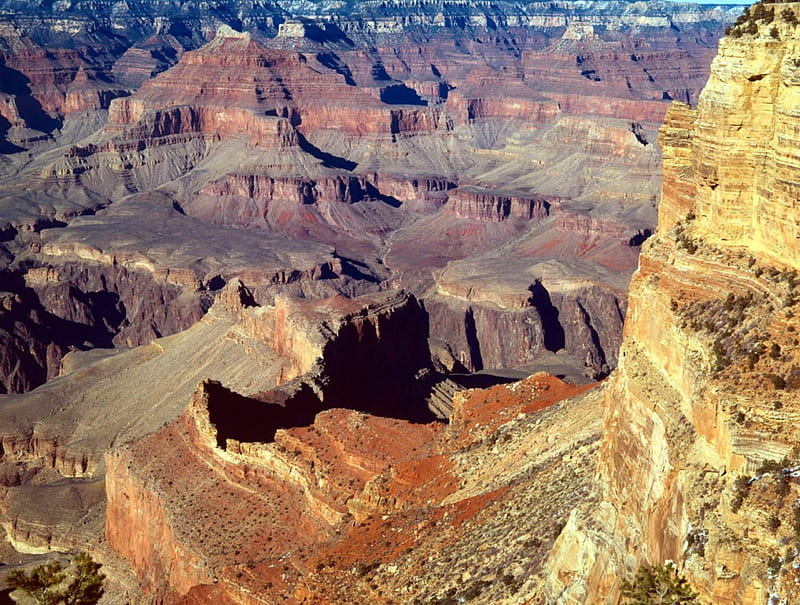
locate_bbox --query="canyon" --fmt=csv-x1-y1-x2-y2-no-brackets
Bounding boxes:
0,0,734,393
4,0,793,603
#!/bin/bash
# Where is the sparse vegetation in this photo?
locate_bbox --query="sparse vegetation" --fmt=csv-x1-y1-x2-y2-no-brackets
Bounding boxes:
6,553,105,605
685,528,707,558
674,256,800,393
767,553,782,576
621,562,699,605
793,506,800,540
732,475,751,513
727,1,777,37
768,373,786,390
757,457,789,475
675,225,699,254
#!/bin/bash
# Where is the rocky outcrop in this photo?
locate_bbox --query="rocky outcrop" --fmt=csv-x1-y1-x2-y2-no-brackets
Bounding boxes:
187,174,385,228
544,9,800,604
446,88,561,125
1,281,422,558
688,18,800,268
104,358,603,603
105,101,300,147
102,287,440,597
0,196,352,394
426,276,625,377
443,187,550,222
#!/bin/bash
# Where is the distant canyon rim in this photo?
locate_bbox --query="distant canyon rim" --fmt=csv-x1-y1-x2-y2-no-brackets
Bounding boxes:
0,0,735,393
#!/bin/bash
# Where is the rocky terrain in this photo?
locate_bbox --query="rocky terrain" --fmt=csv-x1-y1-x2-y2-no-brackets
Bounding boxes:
0,0,735,394
544,4,800,603
4,0,786,603
84,3,800,603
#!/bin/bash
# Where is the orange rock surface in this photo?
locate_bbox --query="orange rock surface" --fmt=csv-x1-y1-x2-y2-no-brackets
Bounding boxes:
104,371,601,603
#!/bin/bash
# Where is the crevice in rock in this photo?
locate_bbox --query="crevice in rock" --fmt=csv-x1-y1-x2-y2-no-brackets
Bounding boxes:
628,228,653,246
464,307,483,371
576,300,609,379
315,52,357,86
529,280,565,353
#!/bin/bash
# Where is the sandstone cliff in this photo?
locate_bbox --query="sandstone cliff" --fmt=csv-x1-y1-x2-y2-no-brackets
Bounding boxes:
104,369,602,603
545,5,800,603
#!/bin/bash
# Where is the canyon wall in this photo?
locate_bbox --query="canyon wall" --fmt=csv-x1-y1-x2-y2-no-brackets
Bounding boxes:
0,1,756,601
546,6,800,603
0,0,733,395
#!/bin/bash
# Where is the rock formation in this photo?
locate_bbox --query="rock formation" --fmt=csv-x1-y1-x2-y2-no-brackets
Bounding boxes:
3,1,781,603
0,0,732,393
103,368,601,602
0,281,434,562
543,5,800,603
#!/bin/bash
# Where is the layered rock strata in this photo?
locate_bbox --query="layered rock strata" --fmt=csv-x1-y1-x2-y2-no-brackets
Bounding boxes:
104,371,602,603
0,22,683,391
0,282,434,565
545,7,800,603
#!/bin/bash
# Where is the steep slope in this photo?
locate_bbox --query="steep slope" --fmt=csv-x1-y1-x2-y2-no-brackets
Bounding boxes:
545,4,800,603
0,281,435,566
103,369,601,603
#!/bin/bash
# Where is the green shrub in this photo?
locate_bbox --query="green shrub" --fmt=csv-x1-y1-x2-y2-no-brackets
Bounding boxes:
621,562,699,605
757,458,787,475
732,475,751,513
7,562,65,605
6,553,105,605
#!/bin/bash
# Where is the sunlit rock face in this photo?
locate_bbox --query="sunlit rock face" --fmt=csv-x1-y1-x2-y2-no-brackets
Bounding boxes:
545,8,800,604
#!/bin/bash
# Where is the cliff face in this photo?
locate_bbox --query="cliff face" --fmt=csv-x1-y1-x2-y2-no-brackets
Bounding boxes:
690,21,800,266
0,262,210,394
104,370,602,603
546,7,800,603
